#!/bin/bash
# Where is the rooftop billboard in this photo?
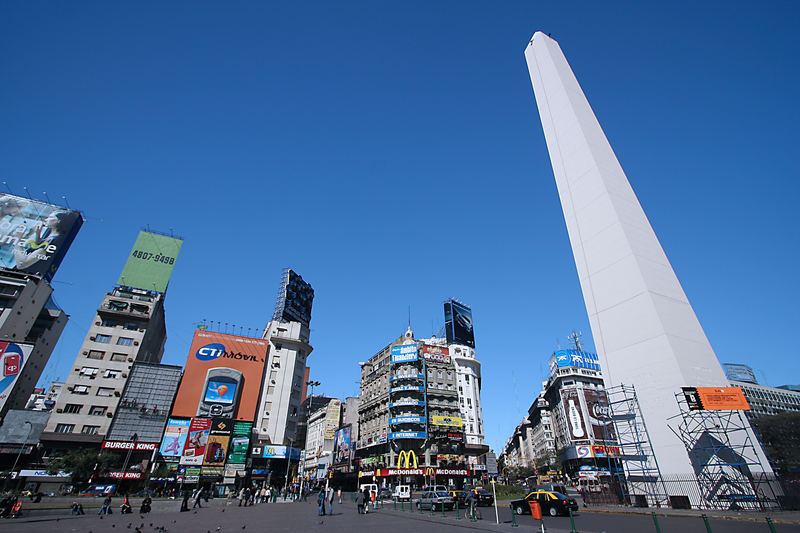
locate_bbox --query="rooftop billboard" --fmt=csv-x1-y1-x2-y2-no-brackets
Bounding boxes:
0,194,83,280
444,300,475,348
273,269,314,326
391,344,418,364
118,231,183,293
550,349,600,371
170,331,269,422
422,344,450,363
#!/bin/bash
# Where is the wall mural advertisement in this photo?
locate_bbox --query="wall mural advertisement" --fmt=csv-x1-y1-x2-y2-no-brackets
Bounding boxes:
444,300,475,348
227,421,252,464
561,389,587,442
324,399,341,440
117,231,183,293
422,344,450,363
171,331,269,422
159,418,190,458
180,418,212,465
332,425,352,467
203,418,233,467
0,341,33,413
582,389,615,441
0,194,83,280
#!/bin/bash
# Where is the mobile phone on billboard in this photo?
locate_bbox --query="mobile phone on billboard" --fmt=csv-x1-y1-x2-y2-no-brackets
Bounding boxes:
197,368,243,418
4,353,20,377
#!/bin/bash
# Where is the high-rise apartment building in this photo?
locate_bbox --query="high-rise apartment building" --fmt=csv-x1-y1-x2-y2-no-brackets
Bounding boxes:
42,230,182,448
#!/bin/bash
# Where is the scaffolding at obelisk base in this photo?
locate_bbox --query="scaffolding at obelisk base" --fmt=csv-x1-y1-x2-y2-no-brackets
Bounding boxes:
604,385,670,508
667,392,782,510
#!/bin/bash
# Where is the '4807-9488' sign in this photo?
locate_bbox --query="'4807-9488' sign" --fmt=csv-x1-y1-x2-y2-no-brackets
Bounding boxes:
130,249,176,265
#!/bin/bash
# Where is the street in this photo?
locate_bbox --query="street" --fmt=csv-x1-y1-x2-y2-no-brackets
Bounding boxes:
4,495,800,533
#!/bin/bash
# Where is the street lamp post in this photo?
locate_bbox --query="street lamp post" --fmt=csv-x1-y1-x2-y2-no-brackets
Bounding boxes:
11,421,33,492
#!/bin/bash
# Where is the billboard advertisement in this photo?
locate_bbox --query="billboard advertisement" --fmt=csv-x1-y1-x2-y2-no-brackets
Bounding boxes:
551,349,601,371
203,418,233,466
332,425,352,467
444,300,475,348
391,344,418,364
422,344,450,363
227,421,252,464
0,341,33,413
159,418,190,458
583,389,615,441
273,269,314,326
0,194,83,280
117,231,183,293
171,331,269,422
561,389,587,442
323,399,341,440
695,387,751,411
262,445,301,460
430,415,463,427
180,418,212,465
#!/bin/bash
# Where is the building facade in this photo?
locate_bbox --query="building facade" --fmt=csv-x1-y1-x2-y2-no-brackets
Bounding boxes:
42,287,168,445
731,380,800,420
25,381,63,411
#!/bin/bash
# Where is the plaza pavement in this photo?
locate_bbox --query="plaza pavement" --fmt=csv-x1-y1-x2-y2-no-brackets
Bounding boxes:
4,494,800,533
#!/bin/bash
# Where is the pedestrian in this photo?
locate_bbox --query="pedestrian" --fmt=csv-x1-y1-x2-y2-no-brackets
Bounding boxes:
192,488,203,509
180,490,190,512
238,487,245,507
337,488,342,504
140,496,152,514
272,486,278,503
317,489,326,516
326,486,334,515
71,501,84,515
355,490,365,514
362,489,370,514
98,495,112,515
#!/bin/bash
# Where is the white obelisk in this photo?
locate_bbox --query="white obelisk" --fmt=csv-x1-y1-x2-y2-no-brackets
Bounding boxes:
524,31,770,479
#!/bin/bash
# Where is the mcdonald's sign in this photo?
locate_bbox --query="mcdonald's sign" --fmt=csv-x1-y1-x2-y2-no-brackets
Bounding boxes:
425,467,435,477
397,450,418,468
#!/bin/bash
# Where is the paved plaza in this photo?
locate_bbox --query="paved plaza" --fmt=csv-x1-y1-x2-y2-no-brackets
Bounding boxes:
4,495,800,533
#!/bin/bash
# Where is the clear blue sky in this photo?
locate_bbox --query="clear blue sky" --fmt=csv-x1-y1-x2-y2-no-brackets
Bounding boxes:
2,1,798,454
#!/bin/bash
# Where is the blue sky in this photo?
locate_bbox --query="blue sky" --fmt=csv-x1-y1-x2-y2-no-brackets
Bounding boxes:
1,1,798,454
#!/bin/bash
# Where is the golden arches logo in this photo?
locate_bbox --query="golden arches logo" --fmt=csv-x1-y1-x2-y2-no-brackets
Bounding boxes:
397,450,418,468
425,467,435,476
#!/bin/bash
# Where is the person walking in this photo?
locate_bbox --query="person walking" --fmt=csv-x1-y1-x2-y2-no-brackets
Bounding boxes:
326,486,334,515
237,487,245,507
337,488,342,505
355,490,365,514
98,495,112,515
180,490,190,512
317,489,326,516
192,488,203,509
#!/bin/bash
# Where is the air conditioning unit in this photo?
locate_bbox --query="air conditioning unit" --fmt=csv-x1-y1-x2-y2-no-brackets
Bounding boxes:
56,408,63,413
95,322,100,326
128,358,133,362
122,374,127,378
114,391,120,397
106,412,113,418
133,341,139,346
82,351,88,355
89,336,96,341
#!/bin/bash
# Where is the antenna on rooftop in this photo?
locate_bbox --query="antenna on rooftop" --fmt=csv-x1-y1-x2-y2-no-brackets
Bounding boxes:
568,330,583,351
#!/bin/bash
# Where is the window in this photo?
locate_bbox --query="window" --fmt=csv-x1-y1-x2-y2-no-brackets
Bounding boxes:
124,322,138,330
101,319,118,327
104,369,121,379
116,337,134,346
55,423,74,434
64,403,82,414
81,425,100,435
110,353,127,362
94,334,111,343
96,387,115,397
86,350,104,360
73,385,90,395
89,405,107,416
80,366,99,378
464,375,470,383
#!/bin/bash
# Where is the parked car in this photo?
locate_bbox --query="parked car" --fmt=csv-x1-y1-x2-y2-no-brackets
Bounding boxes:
423,485,449,493
510,491,579,517
470,488,494,506
417,491,454,511
530,483,569,496
448,490,467,505
378,488,394,500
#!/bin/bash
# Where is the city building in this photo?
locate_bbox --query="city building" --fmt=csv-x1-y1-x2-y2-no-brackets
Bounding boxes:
0,194,83,424
301,398,341,482
730,380,800,420
356,316,487,489
524,32,772,496
25,381,63,411
42,230,182,448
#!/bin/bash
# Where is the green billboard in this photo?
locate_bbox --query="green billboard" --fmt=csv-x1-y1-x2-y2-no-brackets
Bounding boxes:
227,421,252,464
118,231,182,293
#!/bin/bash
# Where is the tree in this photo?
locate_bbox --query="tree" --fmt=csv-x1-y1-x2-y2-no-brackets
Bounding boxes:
47,449,118,486
753,412,800,474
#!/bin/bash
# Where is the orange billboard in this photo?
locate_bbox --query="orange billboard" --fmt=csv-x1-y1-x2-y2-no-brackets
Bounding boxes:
695,387,750,411
171,331,269,422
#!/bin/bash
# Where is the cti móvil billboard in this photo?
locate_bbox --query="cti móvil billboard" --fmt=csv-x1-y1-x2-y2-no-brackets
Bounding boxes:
0,194,83,280
118,231,183,293
170,331,269,422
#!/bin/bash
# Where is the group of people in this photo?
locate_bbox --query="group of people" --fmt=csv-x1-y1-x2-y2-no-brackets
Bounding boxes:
97,495,153,515
316,486,343,516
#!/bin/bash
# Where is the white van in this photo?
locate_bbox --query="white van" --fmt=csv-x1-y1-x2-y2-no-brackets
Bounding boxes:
393,485,410,501
359,483,378,501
